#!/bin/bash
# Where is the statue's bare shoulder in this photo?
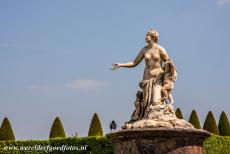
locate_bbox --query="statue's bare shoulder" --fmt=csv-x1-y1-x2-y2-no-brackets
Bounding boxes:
158,45,169,61
140,46,148,54
136,46,148,59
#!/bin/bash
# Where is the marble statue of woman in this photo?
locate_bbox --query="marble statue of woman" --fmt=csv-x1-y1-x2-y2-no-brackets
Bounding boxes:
111,28,194,129
111,29,170,107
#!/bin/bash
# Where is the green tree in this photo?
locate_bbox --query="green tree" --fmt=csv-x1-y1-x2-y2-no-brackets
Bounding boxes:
218,111,230,136
203,111,219,135
0,117,15,141
88,113,103,136
175,108,183,119
189,110,201,129
49,117,66,139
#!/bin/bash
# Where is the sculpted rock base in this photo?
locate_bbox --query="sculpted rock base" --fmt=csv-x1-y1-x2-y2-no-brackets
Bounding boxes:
107,128,211,154
123,104,193,129
107,105,208,153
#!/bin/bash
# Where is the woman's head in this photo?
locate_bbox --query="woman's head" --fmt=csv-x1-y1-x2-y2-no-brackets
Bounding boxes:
145,28,159,44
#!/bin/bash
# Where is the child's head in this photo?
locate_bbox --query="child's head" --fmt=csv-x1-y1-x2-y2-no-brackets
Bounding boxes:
164,60,173,73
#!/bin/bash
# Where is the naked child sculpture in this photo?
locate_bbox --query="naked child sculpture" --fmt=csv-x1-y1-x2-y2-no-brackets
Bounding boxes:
111,28,193,129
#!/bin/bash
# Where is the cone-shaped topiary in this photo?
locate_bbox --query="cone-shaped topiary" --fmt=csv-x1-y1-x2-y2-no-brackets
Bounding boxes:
175,108,183,119
189,110,201,129
49,117,66,139
203,111,219,135
218,111,230,136
0,117,15,141
88,113,103,136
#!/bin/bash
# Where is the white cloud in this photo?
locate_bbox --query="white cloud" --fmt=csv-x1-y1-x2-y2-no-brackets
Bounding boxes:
65,80,108,90
217,0,230,6
28,80,108,92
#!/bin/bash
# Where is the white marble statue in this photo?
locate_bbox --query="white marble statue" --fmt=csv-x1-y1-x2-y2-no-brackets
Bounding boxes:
111,28,193,129
111,29,170,107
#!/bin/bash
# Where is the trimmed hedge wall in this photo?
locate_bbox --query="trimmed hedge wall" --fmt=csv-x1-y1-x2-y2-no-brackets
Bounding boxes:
204,135,230,154
0,136,114,154
0,135,230,154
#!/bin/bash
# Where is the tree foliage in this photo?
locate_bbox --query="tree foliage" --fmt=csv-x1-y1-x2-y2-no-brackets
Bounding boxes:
203,111,219,135
88,113,103,136
0,117,15,141
218,111,230,136
175,108,183,119
189,110,201,129
49,117,66,139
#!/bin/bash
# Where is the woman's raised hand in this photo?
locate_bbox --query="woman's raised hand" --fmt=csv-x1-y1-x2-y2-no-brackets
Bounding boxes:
110,63,120,70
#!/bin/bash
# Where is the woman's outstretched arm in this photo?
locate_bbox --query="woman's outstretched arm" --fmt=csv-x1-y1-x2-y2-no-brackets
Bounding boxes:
111,47,145,70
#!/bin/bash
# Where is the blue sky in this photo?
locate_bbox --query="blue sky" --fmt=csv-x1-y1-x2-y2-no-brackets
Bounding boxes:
0,0,230,140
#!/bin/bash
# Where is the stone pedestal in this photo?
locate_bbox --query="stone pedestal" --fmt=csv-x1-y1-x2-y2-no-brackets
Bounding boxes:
107,128,211,154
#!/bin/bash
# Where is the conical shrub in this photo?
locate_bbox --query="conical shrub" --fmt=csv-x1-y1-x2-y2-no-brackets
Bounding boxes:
88,113,103,136
175,108,183,119
189,110,201,129
49,117,66,139
203,111,219,134
0,117,15,141
218,111,230,136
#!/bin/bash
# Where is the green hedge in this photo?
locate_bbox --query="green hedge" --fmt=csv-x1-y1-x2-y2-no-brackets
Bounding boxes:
0,136,114,154
0,135,230,154
204,135,230,154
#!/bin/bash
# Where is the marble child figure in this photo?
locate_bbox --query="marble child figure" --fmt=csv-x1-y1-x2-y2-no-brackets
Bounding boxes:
161,59,177,104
